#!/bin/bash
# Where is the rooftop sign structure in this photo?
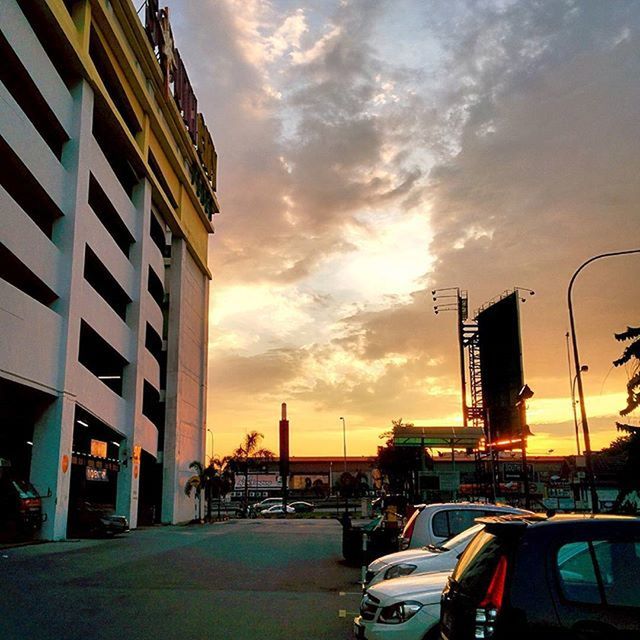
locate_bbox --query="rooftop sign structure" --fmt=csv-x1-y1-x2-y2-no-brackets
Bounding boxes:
145,1,218,218
393,425,485,449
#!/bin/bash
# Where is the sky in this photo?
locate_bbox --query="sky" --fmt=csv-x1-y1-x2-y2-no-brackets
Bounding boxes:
166,0,640,459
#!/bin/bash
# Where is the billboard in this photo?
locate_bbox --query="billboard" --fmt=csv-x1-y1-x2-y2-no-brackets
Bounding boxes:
477,292,525,444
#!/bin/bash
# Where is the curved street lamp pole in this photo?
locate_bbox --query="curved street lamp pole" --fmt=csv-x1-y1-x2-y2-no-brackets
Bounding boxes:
567,248,640,513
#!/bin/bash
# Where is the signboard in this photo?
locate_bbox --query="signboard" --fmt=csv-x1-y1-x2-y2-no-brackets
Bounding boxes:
547,483,572,499
145,1,218,217
291,475,327,490
234,474,282,490
477,293,525,443
86,467,108,482
438,471,460,492
90,439,107,458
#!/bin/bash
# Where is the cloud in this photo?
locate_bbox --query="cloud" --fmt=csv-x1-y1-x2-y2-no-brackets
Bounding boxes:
167,0,640,455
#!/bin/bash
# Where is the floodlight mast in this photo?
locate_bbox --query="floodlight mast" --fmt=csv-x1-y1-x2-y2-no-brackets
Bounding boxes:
433,287,468,427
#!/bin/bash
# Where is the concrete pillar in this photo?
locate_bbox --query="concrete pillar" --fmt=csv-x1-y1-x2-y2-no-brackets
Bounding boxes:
161,238,185,523
115,179,152,528
30,79,94,540
30,396,75,540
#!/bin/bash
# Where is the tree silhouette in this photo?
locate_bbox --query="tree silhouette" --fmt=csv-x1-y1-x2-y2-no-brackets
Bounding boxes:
227,431,274,512
376,418,428,499
609,325,640,512
184,458,235,522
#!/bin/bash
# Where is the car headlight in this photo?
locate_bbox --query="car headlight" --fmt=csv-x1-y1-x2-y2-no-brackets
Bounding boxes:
378,600,423,624
384,563,417,580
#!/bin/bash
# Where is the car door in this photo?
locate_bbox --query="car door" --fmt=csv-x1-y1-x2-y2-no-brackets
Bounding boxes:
551,538,640,639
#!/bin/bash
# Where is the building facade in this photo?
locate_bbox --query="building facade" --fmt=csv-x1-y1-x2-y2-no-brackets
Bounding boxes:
0,0,218,538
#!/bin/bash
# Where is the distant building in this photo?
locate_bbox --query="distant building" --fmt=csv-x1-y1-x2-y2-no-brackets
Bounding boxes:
0,0,218,538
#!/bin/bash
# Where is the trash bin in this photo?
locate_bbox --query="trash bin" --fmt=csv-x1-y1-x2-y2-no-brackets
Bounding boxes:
342,525,364,565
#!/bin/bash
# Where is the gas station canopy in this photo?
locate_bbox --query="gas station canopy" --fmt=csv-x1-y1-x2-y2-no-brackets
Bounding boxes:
392,425,485,449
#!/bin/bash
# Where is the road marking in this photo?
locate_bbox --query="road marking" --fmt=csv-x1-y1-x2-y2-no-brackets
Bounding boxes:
339,591,363,596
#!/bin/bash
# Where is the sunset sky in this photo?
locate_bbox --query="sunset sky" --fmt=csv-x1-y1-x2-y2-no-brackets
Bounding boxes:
166,0,640,458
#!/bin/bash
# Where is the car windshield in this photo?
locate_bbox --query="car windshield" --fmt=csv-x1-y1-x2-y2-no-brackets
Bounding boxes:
440,523,484,551
12,480,38,499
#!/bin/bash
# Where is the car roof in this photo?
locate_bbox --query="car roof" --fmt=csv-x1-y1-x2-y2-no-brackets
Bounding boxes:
419,502,522,510
476,513,640,534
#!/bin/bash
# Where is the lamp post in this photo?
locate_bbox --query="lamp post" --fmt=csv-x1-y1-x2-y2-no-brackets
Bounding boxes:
517,384,534,510
570,365,588,455
567,248,640,514
206,428,213,463
340,417,347,473
340,416,348,515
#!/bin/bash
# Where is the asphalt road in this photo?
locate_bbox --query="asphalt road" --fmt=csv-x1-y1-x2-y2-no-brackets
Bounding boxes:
0,519,363,640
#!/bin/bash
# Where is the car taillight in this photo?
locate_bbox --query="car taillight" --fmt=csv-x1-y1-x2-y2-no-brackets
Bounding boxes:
475,555,508,639
401,511,418,543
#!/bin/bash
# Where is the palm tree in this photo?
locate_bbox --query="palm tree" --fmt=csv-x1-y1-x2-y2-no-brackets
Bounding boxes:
207,457,235,521
228,431,274,512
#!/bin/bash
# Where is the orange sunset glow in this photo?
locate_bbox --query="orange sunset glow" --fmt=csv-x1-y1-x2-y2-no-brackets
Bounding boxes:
165,1,640,458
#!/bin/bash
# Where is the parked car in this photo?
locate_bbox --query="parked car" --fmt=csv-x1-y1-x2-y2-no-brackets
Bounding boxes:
368,506,532,586
260,504,295,516
0,476,46,538
399,502,531,550
354,570,449,640
289,501,315,513
252,497,282,510
68,501,129,537
440,514,640,640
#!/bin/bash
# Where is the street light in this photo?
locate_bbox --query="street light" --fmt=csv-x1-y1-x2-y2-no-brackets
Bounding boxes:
339,417,348,516
517,384,534,510
340,417,347,473
571,365,588,455
567,248,640,514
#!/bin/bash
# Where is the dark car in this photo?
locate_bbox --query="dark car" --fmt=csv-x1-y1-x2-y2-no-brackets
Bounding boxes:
440,514,640,640
288,501,315,513
0,477,46,539
68,501,129,538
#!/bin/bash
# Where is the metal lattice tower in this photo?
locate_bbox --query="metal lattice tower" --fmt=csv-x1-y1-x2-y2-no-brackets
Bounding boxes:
463,322,485,431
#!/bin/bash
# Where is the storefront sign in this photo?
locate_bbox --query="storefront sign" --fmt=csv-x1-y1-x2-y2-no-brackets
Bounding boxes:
234,474,282,490
90,439,107,458
86,467,108,482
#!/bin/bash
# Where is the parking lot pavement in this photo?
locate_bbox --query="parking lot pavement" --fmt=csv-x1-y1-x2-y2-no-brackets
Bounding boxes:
0,518,363,640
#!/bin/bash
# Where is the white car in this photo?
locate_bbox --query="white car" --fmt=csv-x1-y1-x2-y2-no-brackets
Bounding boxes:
260,504,295,516
252,497,282,510
368,505,532,586
366,523,484,587
399,502,531,549
354,571,449,640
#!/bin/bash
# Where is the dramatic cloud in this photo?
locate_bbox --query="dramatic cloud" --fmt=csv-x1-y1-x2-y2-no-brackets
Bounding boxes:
168,0,640,456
